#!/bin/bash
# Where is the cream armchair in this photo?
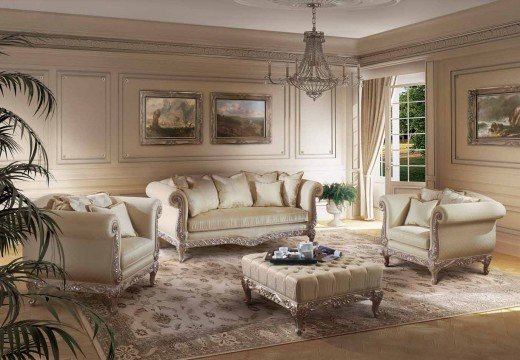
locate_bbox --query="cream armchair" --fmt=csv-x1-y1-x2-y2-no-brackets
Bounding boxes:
379,191,506,284
24,195,162,311
146,178,323,262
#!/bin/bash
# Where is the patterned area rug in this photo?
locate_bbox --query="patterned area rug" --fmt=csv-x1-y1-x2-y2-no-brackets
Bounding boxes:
83,229,520,360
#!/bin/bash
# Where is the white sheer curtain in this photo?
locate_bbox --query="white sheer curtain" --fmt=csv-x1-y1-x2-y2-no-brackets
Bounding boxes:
360,77,393,220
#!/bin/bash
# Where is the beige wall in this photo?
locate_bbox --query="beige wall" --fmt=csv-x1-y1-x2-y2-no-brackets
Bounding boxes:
1,46,353,221
433,45,520,256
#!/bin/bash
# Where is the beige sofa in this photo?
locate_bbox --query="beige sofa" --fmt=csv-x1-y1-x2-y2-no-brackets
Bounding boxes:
146,177,323,262
379,190,506,284
25,194,162,311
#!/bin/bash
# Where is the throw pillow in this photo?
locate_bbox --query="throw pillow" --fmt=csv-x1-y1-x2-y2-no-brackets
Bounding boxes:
278,171,304,207
169,175,189,189
440,188,480,205
420,188,443,202
182,176,219,217
404,198,439,228
48,195,91,212
254,181,284,207
245,171,278,201
212,173,253,209
86,192,113,208
89,202,137,237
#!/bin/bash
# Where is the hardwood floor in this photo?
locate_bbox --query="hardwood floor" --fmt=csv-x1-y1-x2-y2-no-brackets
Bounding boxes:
4,220,519,359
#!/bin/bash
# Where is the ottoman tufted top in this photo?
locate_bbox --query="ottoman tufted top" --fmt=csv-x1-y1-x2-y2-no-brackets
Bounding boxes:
241,253,383,303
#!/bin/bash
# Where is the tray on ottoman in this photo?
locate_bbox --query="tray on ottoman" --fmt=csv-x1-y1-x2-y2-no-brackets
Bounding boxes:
265,249,318,265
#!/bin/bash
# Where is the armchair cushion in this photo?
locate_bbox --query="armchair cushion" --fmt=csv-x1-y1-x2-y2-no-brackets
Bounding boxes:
120,237,156,270
387,225,430,250
187,207,308,232
404,198,438,228
89,202,137,237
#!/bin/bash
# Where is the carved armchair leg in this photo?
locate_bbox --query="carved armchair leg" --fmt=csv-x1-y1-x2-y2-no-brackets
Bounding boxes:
177,244,187,263
483,255,492,275
307,228,316,244
149,271,157,287
381,247,390,267
108,296,119,314
369,290,384,318
292,306,310,336
241,278,252,305
26,282,38,306
428,264,441,285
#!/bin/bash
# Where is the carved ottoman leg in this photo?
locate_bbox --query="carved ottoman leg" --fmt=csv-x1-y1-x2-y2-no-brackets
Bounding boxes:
369,290,384,318
241,278,252,305
292,306,310,336
149,271,157,287
483,255,492,275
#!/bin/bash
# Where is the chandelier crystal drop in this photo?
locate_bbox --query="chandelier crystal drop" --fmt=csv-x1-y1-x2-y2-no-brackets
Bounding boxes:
265,2,360,100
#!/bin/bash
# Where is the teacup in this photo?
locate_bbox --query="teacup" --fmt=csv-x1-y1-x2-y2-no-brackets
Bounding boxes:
273,250,284,259
298,242,313,252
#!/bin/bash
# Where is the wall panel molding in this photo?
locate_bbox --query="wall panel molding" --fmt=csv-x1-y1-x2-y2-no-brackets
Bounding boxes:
57,71,111,164
119,73,290,162
295,88,337,159
450,61,520,169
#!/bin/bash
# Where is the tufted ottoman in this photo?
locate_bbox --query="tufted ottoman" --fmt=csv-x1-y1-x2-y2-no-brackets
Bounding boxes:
241,252,384,334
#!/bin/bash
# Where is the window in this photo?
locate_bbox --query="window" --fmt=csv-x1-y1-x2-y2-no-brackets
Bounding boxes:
388,85,426,182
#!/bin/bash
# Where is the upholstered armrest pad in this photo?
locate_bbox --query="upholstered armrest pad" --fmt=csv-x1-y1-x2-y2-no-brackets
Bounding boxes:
112,196,161,240
298,180,323,212
379,194,418,228
435,201,506,225
49,210,118,239
146,181,188,239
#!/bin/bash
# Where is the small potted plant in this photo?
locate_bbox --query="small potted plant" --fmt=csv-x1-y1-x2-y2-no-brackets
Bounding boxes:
320,183,357,227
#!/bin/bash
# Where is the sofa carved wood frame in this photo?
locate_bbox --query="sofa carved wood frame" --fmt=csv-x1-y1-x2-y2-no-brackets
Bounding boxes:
159,184,323,262
379,200,491,285
28,205,162,312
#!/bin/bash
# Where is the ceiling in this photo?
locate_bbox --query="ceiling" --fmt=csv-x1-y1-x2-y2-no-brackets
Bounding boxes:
0,0,496,38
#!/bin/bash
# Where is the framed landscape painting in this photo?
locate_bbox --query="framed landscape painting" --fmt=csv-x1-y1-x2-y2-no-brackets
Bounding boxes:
210,92,272,144
468,85,520,146
140,90,202,145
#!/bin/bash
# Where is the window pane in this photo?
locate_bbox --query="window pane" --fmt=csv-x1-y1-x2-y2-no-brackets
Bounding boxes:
408,85,425,101
399,102,407,118
409,150,425,165
409,101,425,117
409,166,425,182
409,118,425,134
393,150,408,165
410,133,425,150
399,166,409,182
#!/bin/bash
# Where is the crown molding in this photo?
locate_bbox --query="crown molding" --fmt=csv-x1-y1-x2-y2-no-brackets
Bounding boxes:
0,30,358,66
359,20,520,66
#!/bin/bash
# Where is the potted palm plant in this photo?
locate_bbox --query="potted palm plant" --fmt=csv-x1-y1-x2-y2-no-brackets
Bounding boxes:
0,34,114,358
320,183,357,227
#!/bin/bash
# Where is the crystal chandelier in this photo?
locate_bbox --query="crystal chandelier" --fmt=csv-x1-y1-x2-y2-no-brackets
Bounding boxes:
265,2,359,100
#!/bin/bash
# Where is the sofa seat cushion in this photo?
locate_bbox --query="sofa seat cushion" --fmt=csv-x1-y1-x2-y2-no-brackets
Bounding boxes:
387,225,430,250
120,237,155,270
188,207,308,232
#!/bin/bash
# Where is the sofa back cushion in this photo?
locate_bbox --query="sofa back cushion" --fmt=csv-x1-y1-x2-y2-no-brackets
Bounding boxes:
212,173,253,209
440,188,480,205
183,176,220,217
404,198,438,228
279,171,304,207
254,181,284,207
245,171,278,202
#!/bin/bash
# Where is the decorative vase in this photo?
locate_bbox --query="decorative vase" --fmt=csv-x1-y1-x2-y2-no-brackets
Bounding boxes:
326,200,344,227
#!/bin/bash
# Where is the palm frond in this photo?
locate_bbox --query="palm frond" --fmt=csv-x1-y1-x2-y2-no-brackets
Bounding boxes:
0,320,83,359
0,109,49,172
0,259,67,327
0,73,55,118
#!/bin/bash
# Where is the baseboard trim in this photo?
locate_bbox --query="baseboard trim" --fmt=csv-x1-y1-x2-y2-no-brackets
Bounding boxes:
495,231,520,258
